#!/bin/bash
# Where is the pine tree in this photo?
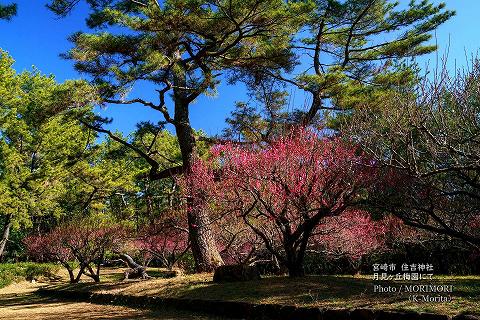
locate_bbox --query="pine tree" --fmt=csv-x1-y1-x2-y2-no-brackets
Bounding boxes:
0,2,16,20
226,0,454,140
48,0,308,271
0,51,96,259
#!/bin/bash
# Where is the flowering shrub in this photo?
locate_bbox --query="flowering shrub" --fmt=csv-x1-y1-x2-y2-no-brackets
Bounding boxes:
313,210,387,261
24,224,125,283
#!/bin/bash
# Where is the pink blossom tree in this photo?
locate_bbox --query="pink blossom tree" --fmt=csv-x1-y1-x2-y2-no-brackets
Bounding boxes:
191,128,378,277
134,211,190,270
213,213,266,266
180,158,270,267
24,231,78,282
312,210,387,270
25,224,125,282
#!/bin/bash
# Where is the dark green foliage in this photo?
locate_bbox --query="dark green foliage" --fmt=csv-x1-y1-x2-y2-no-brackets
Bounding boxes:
297,0,454,121
0,51,97,257
0,51,139,260
1,227,27,262
177,252,196,274
0,2,16,20
224,0,455,141
58,0,305,100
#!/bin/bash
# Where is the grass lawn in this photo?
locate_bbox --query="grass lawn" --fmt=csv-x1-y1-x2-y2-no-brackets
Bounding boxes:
50,268,480,316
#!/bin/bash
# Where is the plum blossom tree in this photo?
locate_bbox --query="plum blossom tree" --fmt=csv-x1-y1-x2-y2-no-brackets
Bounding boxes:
213,213,266,266
134,210,189,270
313,210,387,270
190,128,378,277
24,230,77,282
25,223,125,283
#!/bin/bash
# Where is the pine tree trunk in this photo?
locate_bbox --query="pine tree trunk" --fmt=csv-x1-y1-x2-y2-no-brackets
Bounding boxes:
187,202,224,272
0,214,12,261
302,93,322,126
174,91,224,272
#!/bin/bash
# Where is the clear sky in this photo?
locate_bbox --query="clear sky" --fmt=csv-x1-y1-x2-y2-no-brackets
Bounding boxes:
1,0,479,136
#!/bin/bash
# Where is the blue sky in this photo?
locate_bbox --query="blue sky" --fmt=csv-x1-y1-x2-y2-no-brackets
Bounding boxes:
1,0,479,137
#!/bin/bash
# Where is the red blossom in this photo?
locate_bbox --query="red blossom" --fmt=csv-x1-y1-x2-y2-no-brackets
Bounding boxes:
133,210,189,270
24,223,126,283
313,210,387,260
185,127,379,276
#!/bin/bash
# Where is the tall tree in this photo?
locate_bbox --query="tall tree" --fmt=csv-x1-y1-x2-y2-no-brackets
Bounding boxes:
0,52,95,259
345,60,480,248
190,128,378,276
48,0,308,271
225,0,454,142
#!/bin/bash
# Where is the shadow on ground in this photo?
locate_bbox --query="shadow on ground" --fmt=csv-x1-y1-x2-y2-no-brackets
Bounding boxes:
50,274,480,316
0,289,229,320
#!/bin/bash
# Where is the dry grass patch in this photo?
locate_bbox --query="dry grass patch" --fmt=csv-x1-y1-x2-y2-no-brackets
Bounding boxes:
48,269,480,316
0,277,231,320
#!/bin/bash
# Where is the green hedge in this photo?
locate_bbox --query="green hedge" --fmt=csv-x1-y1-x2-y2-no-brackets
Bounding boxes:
0,262,60,288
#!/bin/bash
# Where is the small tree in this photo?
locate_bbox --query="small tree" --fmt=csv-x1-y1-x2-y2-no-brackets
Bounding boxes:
134,211,189,270
195,128,377,277
25,223,125,283
24,231,78,282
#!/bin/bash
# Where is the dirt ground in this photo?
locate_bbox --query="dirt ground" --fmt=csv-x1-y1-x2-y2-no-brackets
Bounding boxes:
0,281,226,320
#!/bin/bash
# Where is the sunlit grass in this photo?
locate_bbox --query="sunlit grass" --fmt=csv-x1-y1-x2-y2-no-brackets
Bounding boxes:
50,268,480,316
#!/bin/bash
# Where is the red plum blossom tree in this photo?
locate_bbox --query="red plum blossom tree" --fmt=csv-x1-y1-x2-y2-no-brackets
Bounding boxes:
313,210,387,270
134,211,190,270
25,224,125,283
189,128,378,277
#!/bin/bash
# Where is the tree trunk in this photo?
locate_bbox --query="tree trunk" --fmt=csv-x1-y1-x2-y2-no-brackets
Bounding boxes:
119,253,150,279
84,264,101,282
187,204,224,272
0,214,12,261
301,93,322,127
284,231,312,277
143,179,155,225
67,268,76,283
285,248,306,277
72,265,85,283
287,262,305,277
173,86,224,272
